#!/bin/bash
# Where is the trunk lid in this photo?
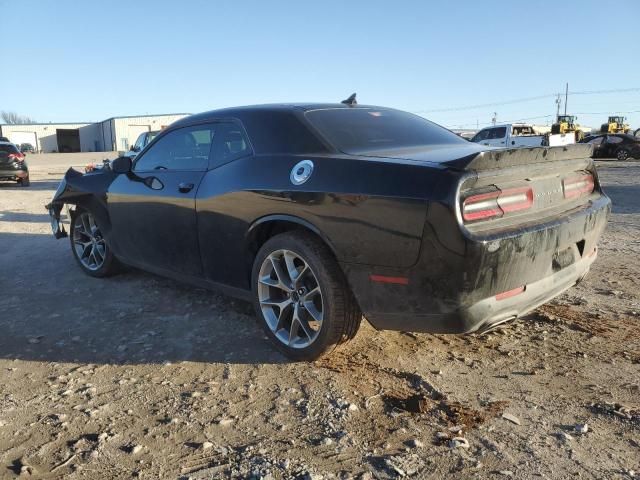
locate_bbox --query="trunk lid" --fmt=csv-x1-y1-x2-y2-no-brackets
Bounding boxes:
360,143,599,232
358,143,593,172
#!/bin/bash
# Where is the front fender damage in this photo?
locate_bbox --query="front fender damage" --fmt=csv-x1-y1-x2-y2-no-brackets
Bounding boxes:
45,167,117,240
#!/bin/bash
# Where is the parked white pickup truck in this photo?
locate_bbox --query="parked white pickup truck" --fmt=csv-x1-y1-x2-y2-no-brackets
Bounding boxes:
470,123,575,148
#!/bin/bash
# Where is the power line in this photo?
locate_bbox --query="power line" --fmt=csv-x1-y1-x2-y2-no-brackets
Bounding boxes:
414,94,555,113
444,115,553,129
573,109,640,115
445,108,640,129
570,87,640,96
413,87,640,114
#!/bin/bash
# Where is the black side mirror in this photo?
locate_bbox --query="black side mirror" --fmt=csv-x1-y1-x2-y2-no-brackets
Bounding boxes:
112,156,132,174
129,145,135,151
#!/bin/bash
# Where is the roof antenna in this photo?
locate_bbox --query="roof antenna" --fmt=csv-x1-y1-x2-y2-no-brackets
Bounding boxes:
341,93,357,106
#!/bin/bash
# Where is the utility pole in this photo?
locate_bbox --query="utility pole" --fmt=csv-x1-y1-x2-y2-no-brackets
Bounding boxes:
492,112,497,125
564,82,569,115
555,93,562,119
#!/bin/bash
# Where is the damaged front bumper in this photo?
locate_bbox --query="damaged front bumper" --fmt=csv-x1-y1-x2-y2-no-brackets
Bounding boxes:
47,174,74,239
46,167,115,240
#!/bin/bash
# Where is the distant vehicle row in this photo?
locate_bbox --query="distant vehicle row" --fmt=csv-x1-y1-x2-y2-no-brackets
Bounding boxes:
470,123,575,148
469,123,640,160
579,133,640,161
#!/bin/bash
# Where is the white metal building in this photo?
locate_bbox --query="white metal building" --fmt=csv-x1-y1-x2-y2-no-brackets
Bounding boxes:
0,113,189,153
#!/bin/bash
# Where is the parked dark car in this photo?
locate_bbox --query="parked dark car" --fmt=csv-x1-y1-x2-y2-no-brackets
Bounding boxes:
20,143,35,154
47,103,610,360
0,141,30,186
580,133,640,160
0,136,9,142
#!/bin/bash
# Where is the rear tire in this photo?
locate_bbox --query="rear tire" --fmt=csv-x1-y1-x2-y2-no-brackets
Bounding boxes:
616,149,629,161
18,177,30,187
252,231,361,361
70,208,120,278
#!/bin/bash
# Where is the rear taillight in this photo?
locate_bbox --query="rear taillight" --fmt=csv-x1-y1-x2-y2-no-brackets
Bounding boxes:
8,153,24,162
563,173,594,199
462,187,533,222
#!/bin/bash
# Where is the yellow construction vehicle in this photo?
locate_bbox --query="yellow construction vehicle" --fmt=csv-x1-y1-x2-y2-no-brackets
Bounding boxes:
551,115,585,141
600,116,630,134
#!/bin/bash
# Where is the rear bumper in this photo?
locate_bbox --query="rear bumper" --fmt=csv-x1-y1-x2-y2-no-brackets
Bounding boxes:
0,168,28,180
342,194,610,334
362,248,595,333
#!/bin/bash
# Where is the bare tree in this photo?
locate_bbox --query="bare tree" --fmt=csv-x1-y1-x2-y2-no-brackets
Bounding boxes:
1,111,36,124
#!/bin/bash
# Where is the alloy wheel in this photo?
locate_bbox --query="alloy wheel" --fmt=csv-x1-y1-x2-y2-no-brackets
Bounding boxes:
257,249,324,349
73,212,107,271
617,149,628,161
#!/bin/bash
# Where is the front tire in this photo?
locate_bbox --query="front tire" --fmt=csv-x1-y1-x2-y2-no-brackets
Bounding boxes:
70,209,119,277
252,231,361,361
18,176,30,187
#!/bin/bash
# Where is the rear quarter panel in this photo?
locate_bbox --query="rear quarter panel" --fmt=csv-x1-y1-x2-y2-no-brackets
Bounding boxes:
195,154,454,289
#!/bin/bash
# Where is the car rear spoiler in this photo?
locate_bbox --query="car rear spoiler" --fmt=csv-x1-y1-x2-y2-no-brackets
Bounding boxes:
443,144,594,172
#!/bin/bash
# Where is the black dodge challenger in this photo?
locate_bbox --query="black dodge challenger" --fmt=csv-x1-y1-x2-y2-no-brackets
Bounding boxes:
47,102,610,360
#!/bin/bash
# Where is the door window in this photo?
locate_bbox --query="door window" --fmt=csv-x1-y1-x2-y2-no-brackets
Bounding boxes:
133,133,146,151
210,123,251,168
471,129,489,142
606,136,623,144
134,125,215,171
587,136,604,145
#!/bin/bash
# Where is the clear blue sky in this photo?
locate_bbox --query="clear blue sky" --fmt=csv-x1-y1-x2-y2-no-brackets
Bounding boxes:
2,0,639,130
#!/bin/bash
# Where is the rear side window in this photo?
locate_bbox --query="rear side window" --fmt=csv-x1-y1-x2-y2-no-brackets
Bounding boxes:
241,111,328,154
487,127,506,139
305,108,465,154
210,122,252,168
512,125,535,135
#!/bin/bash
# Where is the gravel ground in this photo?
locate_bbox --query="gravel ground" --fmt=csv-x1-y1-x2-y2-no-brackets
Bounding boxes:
0,155,638,479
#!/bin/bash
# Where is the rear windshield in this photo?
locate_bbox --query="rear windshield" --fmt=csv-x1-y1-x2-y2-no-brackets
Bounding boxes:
0,144,19,154
305,108,465,154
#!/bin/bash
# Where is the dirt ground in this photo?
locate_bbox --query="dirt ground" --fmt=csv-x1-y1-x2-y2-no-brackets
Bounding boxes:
0,154,638,479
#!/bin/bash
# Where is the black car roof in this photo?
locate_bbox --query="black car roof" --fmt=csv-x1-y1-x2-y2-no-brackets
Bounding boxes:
172,103,390,127
584,133,638,141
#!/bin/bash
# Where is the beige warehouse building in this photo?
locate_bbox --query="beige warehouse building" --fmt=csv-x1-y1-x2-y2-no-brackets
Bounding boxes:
0,113,189,153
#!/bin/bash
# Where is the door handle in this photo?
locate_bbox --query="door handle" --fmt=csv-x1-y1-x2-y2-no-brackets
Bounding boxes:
178,182,194,193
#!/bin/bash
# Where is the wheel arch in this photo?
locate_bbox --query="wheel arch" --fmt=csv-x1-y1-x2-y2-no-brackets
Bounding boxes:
57,195,113,240
245,214,340,281
48,168,115,239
